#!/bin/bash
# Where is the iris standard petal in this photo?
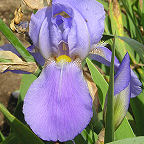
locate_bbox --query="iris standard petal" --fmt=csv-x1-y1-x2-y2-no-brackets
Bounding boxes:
53,0,105,45
114,53,131,128
38,17,59,58
52,4,90,58
114,53,131,95
29,7,52,47
89,46,142,97
23,62,93,142
30,7,63,59
68,7,90,58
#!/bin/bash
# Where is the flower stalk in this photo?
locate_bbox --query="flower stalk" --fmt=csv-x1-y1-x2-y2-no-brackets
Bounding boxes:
104,36,115,143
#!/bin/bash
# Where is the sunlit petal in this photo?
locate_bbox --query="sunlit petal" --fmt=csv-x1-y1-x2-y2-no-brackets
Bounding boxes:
23,62,93,142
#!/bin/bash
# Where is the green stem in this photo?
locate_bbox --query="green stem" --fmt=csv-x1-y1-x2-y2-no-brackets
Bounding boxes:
104,35,115,143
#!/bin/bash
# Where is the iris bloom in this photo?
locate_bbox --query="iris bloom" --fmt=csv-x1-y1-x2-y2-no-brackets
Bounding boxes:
0,0,142,142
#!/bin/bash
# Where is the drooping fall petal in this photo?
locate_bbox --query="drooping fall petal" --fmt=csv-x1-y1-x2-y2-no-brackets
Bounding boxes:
89,46,142,97
23,62,93,142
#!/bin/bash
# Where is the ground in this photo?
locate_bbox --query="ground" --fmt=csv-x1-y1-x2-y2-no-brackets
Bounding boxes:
0,0,32,135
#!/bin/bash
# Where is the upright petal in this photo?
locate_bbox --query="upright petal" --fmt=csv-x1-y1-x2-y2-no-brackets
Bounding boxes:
29,7,52,47
89,46,142,97
114,53,131,95
52,4,90,58
113,53,131,128
23,62,93,142
53,0,105,45
29,7,61,58
104,53,131,129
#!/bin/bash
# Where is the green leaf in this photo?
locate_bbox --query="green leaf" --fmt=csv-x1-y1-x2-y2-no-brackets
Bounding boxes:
65,141,74,144
0,133,21,144
108,0,127,60
115,117,135,140
0,58,12,63
107,136,144,144
19,74,37,101
80,128,98,144
74,134,87,144
104,36,115,143
121,0,144,44
141,0,144,29
96,0,108,11
130,91,144,135
90,107,103,134
86,58,108,109
0,103,44,144
103,35,144,64
0,131,5,142
125,1,137,38
118,36,144,63
0,19,35,62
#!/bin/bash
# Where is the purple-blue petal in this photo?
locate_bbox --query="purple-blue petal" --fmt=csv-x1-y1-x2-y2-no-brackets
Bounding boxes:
27,45,45,66
52,3,90,58
23,62,93,142
50,17,62,50
90,46,142,97
29,7,52,47
0,44,20,56
89,46,120,67
114,53,131,95
130,70,142,98
53,0,105,45
114,53,131,128
68,8,90,58
29,7,60,58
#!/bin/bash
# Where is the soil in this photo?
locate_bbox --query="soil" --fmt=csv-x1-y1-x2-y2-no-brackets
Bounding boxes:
0,0,32,136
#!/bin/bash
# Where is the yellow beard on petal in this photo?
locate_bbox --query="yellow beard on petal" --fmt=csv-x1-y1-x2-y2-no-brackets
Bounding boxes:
56,55,72,64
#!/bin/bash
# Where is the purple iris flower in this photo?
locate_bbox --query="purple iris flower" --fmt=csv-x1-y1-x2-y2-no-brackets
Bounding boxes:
22,0,105,142
0,0,142,142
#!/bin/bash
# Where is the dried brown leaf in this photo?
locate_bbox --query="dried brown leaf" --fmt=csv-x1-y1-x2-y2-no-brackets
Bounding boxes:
22,0,52,9
0,62,38,73
0,51,23,63
10,19,16,31
0,51,38,73
10,6,24,32
14,7,23,24
84,69,99,112
96,128,105,144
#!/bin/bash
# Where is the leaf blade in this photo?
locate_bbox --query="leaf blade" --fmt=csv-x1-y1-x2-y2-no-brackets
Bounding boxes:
86,58,108,109
0,103,44,144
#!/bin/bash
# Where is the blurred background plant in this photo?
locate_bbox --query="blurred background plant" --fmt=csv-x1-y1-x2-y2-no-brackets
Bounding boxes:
0,0,144,144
